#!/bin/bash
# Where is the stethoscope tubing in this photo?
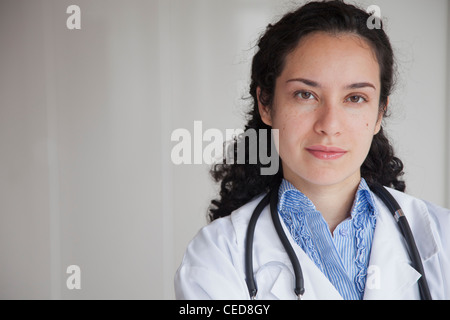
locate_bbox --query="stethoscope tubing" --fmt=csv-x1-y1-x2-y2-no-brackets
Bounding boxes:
245,183,432,300
244,192,270,299
269,187,305,299
370,184,432,300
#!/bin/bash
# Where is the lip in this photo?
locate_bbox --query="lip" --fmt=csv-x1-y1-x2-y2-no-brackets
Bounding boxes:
306,145,347,160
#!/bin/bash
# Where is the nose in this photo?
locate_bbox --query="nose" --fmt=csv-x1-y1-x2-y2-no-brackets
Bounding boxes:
313,102,343,137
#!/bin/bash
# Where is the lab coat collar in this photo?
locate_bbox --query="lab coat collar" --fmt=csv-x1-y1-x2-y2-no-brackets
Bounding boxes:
273,187,440,300
233,188,440,300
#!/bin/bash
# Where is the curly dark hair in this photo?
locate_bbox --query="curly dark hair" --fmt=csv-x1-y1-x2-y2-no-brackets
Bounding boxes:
209,0,405,221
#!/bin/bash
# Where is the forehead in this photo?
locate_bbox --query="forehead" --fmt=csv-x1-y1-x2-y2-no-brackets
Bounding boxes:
279,32,380,88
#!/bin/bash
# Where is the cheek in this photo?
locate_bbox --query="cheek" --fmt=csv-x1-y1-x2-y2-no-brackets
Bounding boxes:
352,120,375,139
272,113,309,154
351,119,377,153
351,109,379,133
342,113,379,153
272,107,295,134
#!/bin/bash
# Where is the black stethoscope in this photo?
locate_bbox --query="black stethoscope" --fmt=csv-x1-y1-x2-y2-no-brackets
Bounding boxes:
244,182,432,300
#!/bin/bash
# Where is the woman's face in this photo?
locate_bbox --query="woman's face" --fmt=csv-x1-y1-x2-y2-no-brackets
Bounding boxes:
259,32,383,189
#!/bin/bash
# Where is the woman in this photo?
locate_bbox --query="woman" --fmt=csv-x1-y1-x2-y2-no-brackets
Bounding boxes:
174,0,450,300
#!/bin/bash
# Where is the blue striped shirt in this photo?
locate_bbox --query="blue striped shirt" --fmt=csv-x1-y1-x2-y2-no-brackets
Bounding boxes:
277,178,378,300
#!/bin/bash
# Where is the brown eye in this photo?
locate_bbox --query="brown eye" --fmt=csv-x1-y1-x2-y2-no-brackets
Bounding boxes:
296,91,314,100
347,95,366,103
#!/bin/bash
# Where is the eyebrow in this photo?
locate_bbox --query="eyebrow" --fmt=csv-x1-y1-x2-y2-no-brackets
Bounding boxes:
286,78,376,90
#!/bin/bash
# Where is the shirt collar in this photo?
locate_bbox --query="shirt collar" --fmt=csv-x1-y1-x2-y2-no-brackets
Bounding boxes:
277,179,315,213
351,178,377,219
277,178,377,220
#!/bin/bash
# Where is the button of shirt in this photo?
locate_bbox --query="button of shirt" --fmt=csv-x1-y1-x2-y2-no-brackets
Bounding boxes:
339,227,349,237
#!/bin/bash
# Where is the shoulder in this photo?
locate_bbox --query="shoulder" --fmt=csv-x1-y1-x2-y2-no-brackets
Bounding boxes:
420,199,450,260
186,193,267,254
382,187,450,242
422,200,450,229
174,194,267,299
174,215,242,299
372,187,450,263
384,187,450,229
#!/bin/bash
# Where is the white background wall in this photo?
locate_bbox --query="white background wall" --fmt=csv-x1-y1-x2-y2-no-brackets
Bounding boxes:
0,0,448,299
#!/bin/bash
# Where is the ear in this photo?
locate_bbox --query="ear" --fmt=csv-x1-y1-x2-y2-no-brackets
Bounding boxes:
257,87,273,127
374,97,388,135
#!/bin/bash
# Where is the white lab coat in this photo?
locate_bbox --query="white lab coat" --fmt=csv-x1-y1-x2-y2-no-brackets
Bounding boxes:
174,187,450,300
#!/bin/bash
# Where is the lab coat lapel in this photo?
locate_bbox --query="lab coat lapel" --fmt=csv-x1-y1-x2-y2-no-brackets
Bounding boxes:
248,203,343,300
295,246,344,300
240,189,439,300
272,210,344,300
363,196,421,300
272,192,424,300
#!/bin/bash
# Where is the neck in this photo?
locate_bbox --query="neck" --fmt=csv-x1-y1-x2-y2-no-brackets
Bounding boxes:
285,174,361,233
